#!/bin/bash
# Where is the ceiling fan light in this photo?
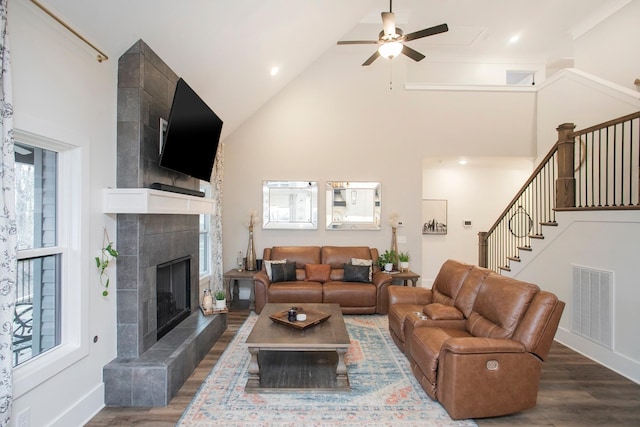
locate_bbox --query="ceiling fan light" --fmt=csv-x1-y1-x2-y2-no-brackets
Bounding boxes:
378,41,403,59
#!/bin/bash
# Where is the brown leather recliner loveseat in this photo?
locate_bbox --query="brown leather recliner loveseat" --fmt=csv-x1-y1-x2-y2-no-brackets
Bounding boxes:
254,246,392,314
388,259,565,420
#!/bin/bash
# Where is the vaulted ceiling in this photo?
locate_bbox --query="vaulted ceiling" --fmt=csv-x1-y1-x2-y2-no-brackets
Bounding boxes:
34,0,629,137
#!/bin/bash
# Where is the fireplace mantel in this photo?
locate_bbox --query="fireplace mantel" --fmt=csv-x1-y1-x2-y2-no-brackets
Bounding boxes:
103,188,214,215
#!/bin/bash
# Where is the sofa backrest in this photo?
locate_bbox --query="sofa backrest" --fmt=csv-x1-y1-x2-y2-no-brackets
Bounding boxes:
453,266,492,317
466,274,539,339
431,259,474,306
321,246,377,281
512,291,565,360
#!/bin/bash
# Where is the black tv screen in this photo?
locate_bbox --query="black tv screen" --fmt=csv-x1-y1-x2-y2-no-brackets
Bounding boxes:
159,78,223,182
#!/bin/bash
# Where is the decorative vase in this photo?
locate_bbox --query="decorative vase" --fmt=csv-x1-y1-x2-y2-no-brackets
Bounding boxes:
384,263,393,272
246,224,257,271
391,226,399,269
201,289,213,311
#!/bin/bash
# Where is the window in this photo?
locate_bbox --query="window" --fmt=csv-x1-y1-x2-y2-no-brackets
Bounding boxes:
199,182,211,277
14,142,61,366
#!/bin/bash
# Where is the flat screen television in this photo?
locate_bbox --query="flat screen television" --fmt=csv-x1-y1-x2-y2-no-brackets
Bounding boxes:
159,78,223,182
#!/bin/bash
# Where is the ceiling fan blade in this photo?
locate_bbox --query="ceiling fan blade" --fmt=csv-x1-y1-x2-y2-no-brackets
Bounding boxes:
381,12,396,38
404,23,449,42
337,40,378,45
401,45,426,62
362,50,380,66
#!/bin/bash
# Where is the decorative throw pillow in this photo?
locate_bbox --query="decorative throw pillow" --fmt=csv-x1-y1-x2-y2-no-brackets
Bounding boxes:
350,258,373,281
423,303,464,320
305,264,331,282
264,259,286,281
343,263,371,282
271,261,297,283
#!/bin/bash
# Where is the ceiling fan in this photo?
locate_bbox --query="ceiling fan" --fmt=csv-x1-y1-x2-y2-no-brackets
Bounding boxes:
337,0,448,66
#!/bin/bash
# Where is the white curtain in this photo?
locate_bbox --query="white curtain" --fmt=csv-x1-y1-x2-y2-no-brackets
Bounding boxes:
209,142,224,291
0,0,15,424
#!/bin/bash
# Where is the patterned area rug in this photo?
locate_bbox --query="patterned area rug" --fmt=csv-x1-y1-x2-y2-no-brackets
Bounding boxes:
178,314,477,427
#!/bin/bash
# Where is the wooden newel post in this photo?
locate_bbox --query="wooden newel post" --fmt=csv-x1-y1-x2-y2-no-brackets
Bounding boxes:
556,123,577,209
478,231,488,268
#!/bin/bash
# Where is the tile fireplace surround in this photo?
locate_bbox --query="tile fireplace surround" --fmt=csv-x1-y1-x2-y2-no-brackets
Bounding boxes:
102,40,225,407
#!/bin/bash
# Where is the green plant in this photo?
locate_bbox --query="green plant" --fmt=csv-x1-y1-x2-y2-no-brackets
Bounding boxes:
215,290,226,300
398,251,411,262
95,241,119,296
377,249,397,267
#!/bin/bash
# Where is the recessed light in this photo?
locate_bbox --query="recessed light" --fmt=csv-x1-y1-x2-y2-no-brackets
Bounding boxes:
270,66,280,76
509,34,520,44
459,159,468,165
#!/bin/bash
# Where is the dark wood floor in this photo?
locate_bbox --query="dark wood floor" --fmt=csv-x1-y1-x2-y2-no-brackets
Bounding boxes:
86,308,640,426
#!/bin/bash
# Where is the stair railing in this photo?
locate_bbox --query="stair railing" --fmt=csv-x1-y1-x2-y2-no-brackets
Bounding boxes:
479,111,640,272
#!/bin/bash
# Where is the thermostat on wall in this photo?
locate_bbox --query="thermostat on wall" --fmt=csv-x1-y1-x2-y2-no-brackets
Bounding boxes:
463,220,472,227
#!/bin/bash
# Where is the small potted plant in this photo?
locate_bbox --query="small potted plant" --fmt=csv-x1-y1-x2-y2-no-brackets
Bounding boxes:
378,249,397,272
398,251,411,272
214,290,227,310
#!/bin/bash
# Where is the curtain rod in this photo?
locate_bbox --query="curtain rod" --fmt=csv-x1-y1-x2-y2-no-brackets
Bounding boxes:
30,0,108,62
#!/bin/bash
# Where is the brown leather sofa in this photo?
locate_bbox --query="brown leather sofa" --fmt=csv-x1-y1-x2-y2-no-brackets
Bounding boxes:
254,246,392,314
388,259,565,420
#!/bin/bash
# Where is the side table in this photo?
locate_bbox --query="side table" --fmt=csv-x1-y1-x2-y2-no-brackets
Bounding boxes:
223,269,258,310
390,270,420,287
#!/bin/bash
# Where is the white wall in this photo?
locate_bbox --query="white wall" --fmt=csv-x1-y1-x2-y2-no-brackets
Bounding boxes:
421,158,533,285
574,0,640,91
10,1,117,425
509,210,640,384
222,50,537,277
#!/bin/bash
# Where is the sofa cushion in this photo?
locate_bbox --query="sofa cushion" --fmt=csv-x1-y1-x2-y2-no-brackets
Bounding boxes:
454,266,491,317
322,246,372,268
343,263,370,282
267,281,323,304
431,260,474,306
264,259,286,280
270,246,322,267
466,274,539,339
271,261,297,283
304,264,331,282
323,281,377,308
351,258,373,281
423,303,464,320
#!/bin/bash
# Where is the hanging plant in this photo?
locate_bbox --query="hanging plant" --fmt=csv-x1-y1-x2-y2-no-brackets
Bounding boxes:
95,228,119,296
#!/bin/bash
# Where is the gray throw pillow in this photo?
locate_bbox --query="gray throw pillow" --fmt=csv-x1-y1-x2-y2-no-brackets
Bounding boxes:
271,261,297,283
343,263,371,282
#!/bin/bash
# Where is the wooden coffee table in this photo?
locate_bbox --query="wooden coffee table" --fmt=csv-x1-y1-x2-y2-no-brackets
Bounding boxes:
245,303,351,392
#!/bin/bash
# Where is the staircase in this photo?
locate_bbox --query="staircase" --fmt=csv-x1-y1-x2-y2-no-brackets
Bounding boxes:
479,111,640,273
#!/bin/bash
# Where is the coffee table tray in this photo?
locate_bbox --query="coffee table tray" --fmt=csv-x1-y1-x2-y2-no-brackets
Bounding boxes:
269,307,331,330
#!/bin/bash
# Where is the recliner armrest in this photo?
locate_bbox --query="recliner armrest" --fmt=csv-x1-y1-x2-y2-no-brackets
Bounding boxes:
442,337,526,355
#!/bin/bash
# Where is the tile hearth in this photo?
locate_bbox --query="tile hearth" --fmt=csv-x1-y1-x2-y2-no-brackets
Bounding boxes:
104,310,226,407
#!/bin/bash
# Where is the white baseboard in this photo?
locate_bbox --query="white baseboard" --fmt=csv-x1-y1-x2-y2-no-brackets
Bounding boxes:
50,382,105,427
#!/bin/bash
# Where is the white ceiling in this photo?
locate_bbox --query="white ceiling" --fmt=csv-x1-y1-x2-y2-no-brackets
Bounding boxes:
33,0,629,137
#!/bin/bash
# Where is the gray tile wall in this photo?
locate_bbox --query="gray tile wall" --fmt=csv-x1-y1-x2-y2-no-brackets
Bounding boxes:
105,40,225,407
116,40,201,359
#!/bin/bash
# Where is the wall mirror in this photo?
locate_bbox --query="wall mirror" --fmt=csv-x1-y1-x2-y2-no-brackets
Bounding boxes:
326,181,381,230
262,181,318,229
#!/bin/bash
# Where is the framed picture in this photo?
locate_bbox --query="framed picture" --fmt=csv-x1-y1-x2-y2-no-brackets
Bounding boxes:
422,199,447,235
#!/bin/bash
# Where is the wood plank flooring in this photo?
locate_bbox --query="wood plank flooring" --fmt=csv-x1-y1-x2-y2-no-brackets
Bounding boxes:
86,308,640,426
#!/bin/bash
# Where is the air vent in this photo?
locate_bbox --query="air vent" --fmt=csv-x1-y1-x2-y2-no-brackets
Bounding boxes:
572,265,613,349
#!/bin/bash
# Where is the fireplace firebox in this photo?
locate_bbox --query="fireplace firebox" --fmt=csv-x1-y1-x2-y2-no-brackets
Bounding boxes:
156,256,191,340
